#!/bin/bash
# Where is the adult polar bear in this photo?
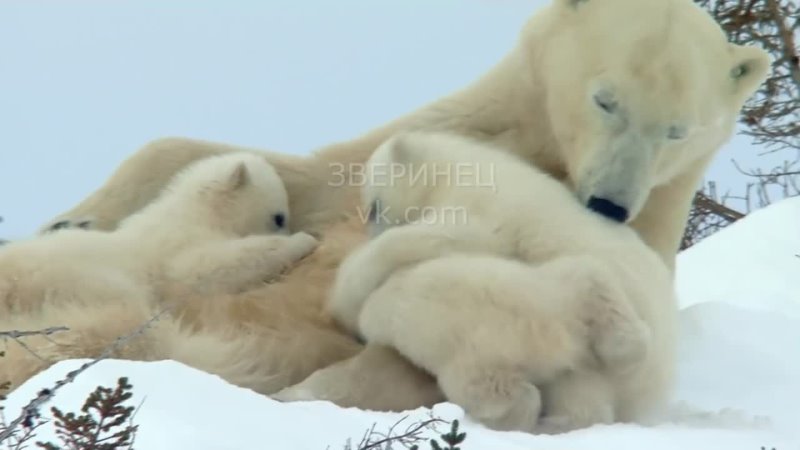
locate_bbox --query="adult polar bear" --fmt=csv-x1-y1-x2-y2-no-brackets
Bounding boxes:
34,0,769,411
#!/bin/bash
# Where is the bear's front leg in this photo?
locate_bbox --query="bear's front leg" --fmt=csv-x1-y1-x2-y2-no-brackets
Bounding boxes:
165,232,319,296
327,221,507,333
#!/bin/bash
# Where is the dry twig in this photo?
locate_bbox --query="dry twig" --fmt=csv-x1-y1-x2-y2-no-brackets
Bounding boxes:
0,309,169,444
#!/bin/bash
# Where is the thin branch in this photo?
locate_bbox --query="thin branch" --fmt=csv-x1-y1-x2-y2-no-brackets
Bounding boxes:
1,327,71,365
0,308,170,444
347,414,446,450
0,327,69,340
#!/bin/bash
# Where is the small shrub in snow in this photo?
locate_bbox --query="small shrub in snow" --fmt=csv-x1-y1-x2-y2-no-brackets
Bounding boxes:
1,377,140,450
343,415,468,450
411,419,466,450
36,376,140,450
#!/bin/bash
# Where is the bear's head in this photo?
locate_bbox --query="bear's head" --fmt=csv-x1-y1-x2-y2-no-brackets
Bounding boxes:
520,0,771,223
167,153,290,236
361,132,522,237
360,134,435,237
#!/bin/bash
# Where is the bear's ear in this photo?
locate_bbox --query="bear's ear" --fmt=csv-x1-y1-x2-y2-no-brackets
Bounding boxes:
226,162,251,191
729,44,772,103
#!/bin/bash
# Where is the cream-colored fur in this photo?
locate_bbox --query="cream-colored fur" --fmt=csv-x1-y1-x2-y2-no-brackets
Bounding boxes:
361,255,648,433
1,152,317,316
277,132,673,433
1,216,366,396
19,0,769,411
0,153,321,392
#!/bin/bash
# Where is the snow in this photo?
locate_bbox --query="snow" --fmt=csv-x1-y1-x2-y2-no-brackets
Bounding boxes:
4,197,800,449
676,195,800,316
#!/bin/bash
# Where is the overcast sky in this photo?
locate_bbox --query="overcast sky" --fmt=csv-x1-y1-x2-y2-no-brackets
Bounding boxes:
0,0,785,239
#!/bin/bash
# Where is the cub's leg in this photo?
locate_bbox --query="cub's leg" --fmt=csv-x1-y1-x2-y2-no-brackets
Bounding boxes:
355,254,649,432
165,232,319,295
438,358,543,433
355,256,563,433
327,222,509,333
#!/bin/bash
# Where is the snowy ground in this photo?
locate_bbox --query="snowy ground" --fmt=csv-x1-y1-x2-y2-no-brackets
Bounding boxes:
4,197,800,449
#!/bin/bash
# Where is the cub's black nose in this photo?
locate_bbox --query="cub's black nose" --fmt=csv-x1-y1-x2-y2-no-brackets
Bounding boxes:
586,196,629,223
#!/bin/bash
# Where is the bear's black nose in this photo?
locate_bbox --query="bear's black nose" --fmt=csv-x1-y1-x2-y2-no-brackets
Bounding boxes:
586,196,629,223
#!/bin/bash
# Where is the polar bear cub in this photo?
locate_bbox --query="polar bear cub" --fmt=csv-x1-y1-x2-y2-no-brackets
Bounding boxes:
360,253,645,433
327,132,678,433
0,153,318,315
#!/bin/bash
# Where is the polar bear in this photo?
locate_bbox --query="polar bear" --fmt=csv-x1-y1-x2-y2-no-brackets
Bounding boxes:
276,132,674,433
0,152,321,392
360,255,648,434
19,0,769,411
0,152,318,316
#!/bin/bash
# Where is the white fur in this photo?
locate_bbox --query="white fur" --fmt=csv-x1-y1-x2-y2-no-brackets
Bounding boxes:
518,0,772,223
327,131,676,433
21,0,770,414
0,153,318,316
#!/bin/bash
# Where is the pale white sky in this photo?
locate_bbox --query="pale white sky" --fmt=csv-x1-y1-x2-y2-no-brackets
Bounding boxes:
0,0,786,239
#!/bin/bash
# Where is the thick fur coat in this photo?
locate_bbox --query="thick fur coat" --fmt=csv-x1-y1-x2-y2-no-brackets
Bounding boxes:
1,154,318,390
277,132,675,433
7,0,770,413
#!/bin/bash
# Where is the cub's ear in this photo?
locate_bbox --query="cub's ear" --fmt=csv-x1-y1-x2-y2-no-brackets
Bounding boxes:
226,162,251,191
385,132,420,165
729,44,772,104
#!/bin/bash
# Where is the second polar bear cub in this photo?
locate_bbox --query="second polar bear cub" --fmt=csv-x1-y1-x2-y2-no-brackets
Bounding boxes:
327,132,678,433
0,152,318,315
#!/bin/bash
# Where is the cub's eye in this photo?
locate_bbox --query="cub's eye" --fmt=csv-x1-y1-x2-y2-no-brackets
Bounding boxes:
593,91,617,114
667,125,687,140
272,213,285,229
368,199,381,222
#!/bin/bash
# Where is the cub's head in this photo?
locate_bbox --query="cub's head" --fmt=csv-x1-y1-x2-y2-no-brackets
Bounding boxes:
170,153,290,236
361,132,507,237
521,0,771,222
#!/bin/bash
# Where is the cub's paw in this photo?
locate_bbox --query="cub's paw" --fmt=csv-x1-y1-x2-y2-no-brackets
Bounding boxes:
284,231,320,261
290,231,320,250
39,217,94,234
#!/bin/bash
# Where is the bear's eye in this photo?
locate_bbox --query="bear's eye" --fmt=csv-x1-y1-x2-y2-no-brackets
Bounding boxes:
667,125,687,141
272,213,285,229
730,63,749,79
593,92,617,114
